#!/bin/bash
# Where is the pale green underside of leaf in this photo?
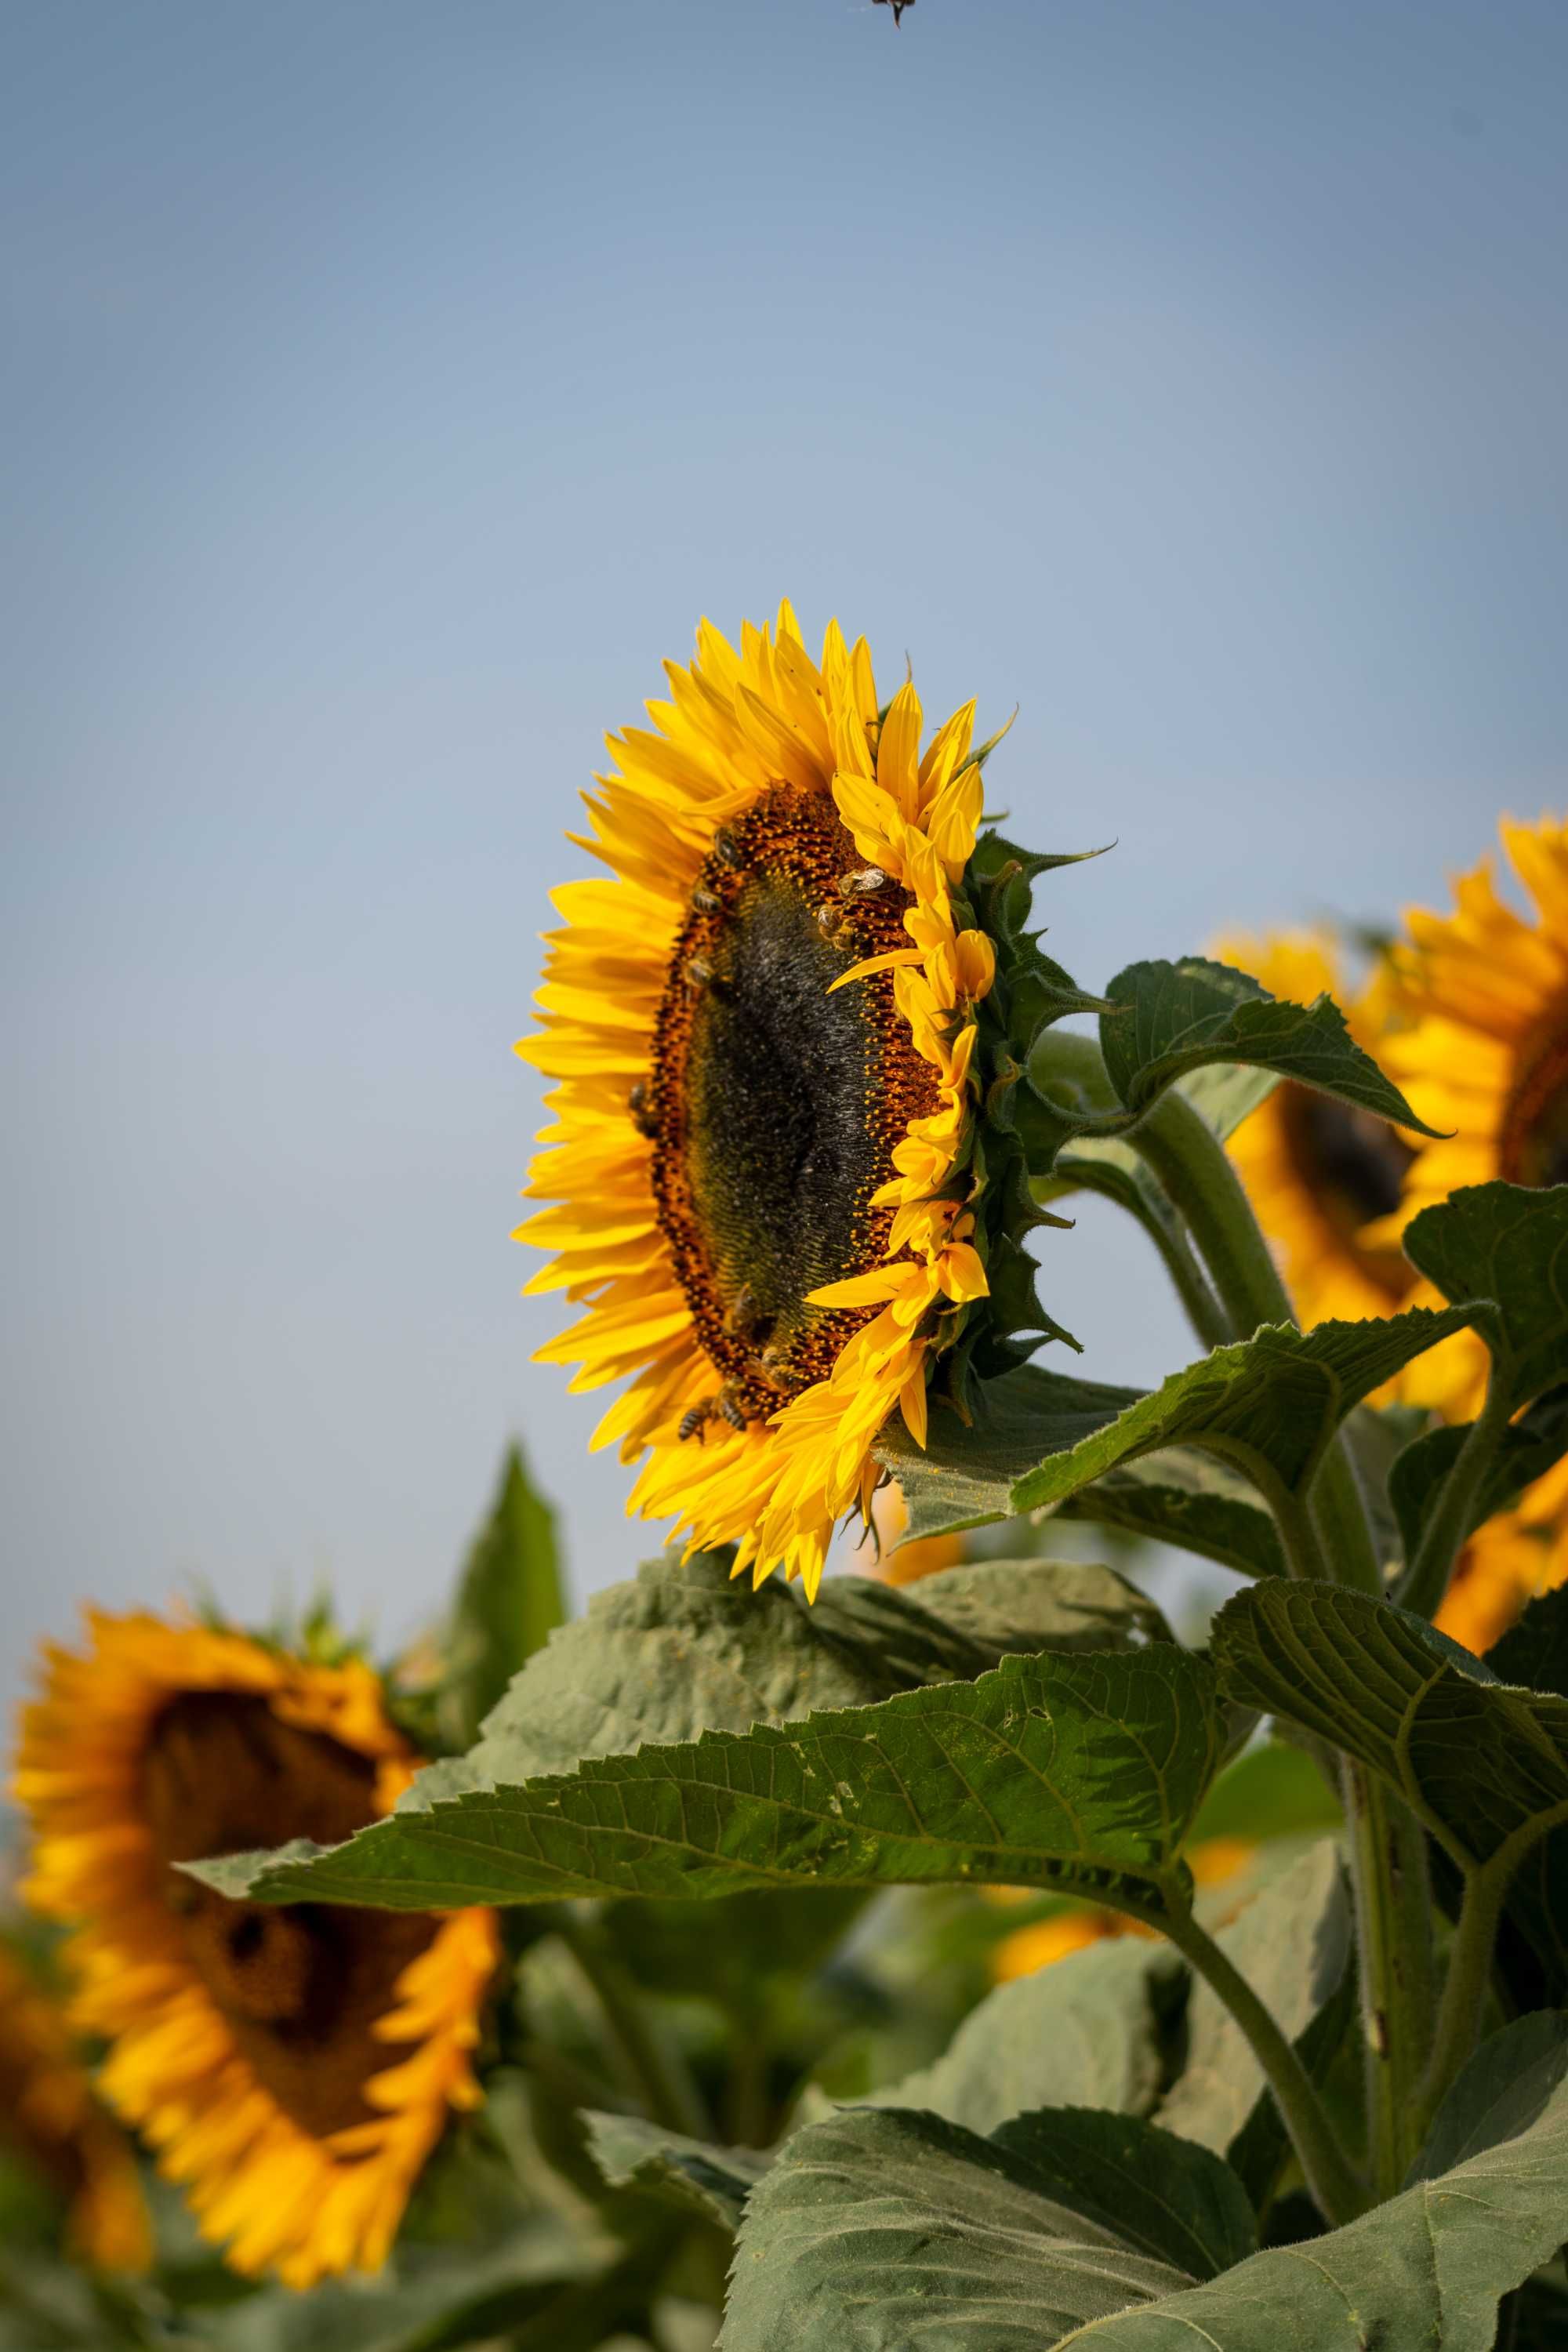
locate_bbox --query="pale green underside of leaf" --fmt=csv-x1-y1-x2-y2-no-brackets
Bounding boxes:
1051,1452,1287,1581
583,2113,769,2232
186,1641,1222,1919
1212,1581,1568,1871
859,1935,1178,2136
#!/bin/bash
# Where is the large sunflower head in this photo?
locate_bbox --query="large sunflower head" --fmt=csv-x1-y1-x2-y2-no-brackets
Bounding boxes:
1214,929,1418,1329
0,1938,150,2272
12,1613,498,2288
517,604,1088,1597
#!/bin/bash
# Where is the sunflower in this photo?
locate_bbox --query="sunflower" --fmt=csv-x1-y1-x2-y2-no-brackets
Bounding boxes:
13,1613,499,2289
518,604,1076,1598
1434,1490,1565,1656
1381,815,1568,1417
0,1940,150,2271
1214,931,1418,1330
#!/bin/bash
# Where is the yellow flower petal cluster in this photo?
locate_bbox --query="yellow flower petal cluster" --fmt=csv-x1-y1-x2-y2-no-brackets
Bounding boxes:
0,1940,150,2272
13,1613,498,2288
1381,815,1568,1417
517,604,999,1599
1219,834,1568,1652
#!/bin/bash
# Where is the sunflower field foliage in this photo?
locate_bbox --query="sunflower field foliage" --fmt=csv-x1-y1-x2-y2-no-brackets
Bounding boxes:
8,612,1568,2352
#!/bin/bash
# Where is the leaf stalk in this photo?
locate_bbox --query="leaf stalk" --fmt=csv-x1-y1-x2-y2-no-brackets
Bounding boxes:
1163,1904,1369,2227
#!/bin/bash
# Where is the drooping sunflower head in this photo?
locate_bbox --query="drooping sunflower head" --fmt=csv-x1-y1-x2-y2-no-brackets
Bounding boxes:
1214,929,1418,1328
0,1938,150,2272
517,605,1089,1598
12,1613,498,2288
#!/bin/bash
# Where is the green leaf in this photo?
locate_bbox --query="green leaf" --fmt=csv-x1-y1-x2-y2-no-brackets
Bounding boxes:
1098,957,1439,1134
1404,1182,1568,1409
1410,2013,1568,2185
1211,1581,1568,1871
186,1642,1225,1922
864,1936,1180,2133
1051,1452,1287,1581
1153,1841,1350,2156
1009,1310,1475,1520
811,1558,1178,1673
1388,1385,1568,1566
877,1366,1144,1544
420,1549,1169,1809
731,2015,1568,2350
989,2111,1256,2280
717,2107,1197,2351
583,2114,768,2231
1043,2010,1568,2347
1488,1589,1568,2007
441,1443,567,1747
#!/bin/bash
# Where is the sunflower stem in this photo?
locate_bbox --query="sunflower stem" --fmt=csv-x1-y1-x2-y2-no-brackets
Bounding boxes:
1124,1080,1437,2198
554,1911,710,2140
1161,1904,1369,2226
1126,1089,1298,1339
1396,1371,1513,1621
1415,1850,1510,2138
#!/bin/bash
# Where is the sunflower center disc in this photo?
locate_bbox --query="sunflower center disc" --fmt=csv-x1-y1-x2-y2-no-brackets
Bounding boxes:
649,785,941,1420
142,1693,437,2139
1279,1087,1416,1297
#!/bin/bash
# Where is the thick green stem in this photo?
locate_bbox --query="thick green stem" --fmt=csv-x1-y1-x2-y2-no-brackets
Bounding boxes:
1396,1374,1513,1621
1124,1081,1437,2194
555,1912,710,2139
1342,1762,1439,2189
1163,1907,1368,2226
1127,1088,1297,1337
1417,1856,1510,2132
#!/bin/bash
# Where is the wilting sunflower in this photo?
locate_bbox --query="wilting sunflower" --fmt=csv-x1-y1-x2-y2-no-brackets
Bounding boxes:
1214,930,1418,1330
518,604,1083,1596
1381,814,1568,1416
0,1940,150,2271
13,1613,499,2288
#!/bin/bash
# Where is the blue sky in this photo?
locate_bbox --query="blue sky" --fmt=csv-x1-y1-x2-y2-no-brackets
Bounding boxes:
4,0,1566,1717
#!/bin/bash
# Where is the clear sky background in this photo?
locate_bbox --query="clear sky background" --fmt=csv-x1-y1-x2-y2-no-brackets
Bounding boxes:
5,0,1566,1722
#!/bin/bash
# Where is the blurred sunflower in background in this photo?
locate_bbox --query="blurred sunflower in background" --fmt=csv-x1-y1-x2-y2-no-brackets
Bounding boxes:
1213,930,1417,1330
520,604,1079,1599
1220,821,1568,1651
13,1613,498,2288
0,1938,150,2272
